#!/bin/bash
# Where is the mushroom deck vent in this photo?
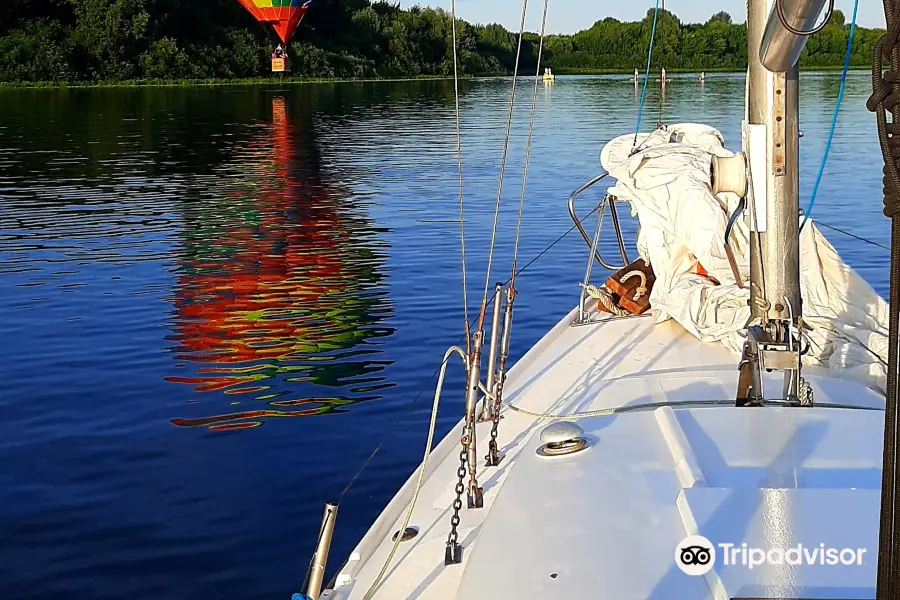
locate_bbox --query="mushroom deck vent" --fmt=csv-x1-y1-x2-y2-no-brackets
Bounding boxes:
536,421,590,457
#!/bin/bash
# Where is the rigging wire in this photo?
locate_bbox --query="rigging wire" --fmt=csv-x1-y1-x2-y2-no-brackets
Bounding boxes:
816,220,890,251
632,0,661,151
478,0,529,330
657,0,666,128
450,0,471,356
657,75,666,129
510,0,551,288
324,216,594,504
800,0,858,231
308,208,599,594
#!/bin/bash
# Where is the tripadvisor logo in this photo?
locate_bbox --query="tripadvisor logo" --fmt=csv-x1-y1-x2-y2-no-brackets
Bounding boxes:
676,535,716,576
675,535,868,575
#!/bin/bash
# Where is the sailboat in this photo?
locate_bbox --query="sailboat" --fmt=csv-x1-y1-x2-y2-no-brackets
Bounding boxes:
295,0,900,598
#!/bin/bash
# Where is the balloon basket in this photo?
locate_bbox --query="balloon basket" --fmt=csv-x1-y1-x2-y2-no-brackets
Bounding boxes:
271,57,290,73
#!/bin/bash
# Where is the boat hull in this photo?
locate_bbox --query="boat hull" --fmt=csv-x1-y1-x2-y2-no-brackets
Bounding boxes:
324,308,884,599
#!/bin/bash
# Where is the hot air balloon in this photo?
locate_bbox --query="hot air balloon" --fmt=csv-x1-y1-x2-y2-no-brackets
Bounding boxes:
235,0,312,72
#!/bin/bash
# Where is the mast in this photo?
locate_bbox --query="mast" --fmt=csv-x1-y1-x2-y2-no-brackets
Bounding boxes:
730,0,811,404
748,0,801,331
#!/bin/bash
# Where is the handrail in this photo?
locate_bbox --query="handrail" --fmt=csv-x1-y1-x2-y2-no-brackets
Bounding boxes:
608,195,630,267
568,172,629,271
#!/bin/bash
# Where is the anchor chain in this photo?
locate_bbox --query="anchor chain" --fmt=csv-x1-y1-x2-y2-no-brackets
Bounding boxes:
444,438,468,565
485,372,503,466
486,399,502,467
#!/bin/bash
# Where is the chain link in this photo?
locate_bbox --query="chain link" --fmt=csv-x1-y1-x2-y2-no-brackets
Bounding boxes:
486,377,504,465
445,435,468,563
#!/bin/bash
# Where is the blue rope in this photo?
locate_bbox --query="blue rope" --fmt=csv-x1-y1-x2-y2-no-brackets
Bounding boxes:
632,0,661,149
800,0,858,231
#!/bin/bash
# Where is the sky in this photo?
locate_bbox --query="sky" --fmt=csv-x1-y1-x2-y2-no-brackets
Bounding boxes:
400,0,883,34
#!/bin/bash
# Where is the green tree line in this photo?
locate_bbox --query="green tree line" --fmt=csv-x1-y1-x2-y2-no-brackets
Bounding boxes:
0,0,884,83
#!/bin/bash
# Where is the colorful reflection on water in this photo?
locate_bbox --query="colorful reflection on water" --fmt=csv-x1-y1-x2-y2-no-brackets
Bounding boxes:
167,97,394,431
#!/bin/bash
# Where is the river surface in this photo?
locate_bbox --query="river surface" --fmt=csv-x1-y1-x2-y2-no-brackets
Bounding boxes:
0,72,890,599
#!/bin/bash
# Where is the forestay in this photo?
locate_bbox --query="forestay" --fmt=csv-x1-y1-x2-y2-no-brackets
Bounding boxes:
600,124,889,392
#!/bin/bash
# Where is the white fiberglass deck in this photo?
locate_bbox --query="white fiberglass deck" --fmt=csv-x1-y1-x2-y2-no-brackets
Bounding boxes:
324,308,884,600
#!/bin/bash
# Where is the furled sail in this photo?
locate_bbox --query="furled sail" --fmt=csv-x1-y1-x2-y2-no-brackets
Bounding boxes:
601,124,889,392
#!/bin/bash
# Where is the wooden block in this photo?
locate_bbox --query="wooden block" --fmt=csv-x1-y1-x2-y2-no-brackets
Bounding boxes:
605,259,655,315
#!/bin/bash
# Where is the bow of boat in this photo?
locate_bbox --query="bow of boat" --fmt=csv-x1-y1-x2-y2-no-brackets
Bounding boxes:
323,309,883,600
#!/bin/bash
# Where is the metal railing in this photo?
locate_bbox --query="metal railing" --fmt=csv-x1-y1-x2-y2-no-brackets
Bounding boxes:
568,172,630,270
568,172,636,325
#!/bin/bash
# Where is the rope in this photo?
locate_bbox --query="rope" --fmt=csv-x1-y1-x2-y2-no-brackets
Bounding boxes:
620,270,648,300
449,0,471,356
800,0,858,231
509,0,550,290
479,0,529,329
583,284,629,317
868,0,900,595
632,0,661,151
361,347,466,600
500,397,876,421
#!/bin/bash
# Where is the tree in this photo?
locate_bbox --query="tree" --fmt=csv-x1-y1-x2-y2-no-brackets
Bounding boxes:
831,10,846,28
708,11,732,25
0,1,884,83
69,0,150,79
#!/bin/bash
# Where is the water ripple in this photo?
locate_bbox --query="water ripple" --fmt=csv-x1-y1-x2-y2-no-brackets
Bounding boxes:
0,75,889,600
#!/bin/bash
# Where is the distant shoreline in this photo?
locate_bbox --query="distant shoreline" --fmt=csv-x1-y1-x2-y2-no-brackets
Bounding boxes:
0,75,468,90
0,67,868,90
553,65,869,75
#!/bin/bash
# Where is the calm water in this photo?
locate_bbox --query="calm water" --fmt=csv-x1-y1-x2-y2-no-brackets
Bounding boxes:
0,73,890,599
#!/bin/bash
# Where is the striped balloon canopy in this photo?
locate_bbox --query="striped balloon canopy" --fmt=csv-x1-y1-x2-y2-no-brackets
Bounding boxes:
235,0,311,45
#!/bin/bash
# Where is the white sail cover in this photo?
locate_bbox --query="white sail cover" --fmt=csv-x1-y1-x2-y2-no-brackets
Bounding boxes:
601,123,889,392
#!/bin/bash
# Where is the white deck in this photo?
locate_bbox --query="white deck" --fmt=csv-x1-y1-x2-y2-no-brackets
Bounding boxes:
323,308,884,600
